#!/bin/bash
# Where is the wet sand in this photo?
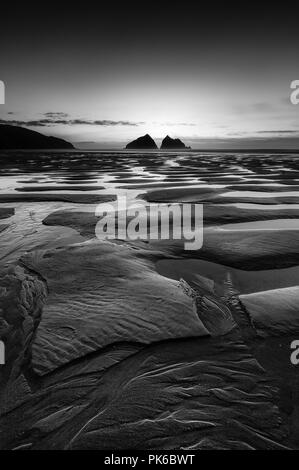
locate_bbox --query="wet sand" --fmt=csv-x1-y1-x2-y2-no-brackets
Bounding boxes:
1,150,299,450
156,258,299,294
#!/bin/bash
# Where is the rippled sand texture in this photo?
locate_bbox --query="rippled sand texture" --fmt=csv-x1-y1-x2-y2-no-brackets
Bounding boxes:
1,150,299,449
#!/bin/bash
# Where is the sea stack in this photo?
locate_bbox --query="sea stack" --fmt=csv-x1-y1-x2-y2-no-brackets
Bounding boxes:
126,134,157,149
161,135,190,149
0,124,74,149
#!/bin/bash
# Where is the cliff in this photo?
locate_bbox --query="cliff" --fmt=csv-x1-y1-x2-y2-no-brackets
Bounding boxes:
0,124,74,149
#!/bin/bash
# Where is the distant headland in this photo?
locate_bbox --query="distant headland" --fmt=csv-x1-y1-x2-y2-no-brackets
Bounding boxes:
126,134,191,150
0,124,74,149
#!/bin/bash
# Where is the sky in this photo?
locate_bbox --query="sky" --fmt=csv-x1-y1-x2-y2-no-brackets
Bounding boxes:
1,2,299,149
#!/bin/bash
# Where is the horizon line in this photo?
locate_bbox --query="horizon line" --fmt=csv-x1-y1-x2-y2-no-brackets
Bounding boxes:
3,147,299,153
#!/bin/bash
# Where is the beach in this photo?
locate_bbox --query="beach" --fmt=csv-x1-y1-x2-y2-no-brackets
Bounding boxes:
1,149,299,449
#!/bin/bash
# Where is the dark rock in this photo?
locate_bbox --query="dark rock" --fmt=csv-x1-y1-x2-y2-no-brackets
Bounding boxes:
161,135,190,149
126,134,157,149
0,124,74,149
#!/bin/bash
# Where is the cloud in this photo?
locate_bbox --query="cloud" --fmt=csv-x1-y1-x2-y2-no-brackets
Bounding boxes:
227,129,299,137
256,130,299,134
0,116,195,129
71,119,144,126
43,112,69,118
0,119,67,127
0,118,144,127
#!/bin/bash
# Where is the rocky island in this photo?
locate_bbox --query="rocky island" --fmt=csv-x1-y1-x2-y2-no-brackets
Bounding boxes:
161,135,190,149
125,134,157,149
0,124,74,149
